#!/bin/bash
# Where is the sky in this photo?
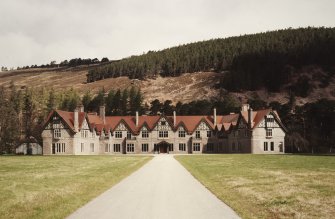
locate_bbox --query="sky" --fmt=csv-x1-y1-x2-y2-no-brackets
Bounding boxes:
1,0,335,68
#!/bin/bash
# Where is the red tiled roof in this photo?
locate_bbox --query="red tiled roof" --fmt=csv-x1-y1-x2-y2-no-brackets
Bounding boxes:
44,110,85,132
46,108,285,135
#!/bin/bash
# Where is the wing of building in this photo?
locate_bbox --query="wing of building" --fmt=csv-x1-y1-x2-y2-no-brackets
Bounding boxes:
41,104,287,155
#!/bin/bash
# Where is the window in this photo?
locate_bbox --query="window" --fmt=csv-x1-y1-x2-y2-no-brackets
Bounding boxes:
232,142,236,152
54,143,66,153
270,142,274,151
264,142,268,151
193,143,200,151
127,131,132,139
207,131,212,138
113,144,121,152
81,143,84,152
161,121,166,126
85,130,88,138
90,143,94,152
266,129,272,137
207,143,214,152
169,144,174,151
115,131,122,138
105,143,111,152
159,131,168,138
81,130,85,138
179,143,186,151
142,130,149,138
54,129,61,138
127,144,134,152
279,142,283,152
142,143,149,152
266,117,275,123
178,130,186,138
195,131,201,139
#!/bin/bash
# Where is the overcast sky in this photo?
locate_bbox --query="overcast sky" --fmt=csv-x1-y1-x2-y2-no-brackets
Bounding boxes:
1,0,335,68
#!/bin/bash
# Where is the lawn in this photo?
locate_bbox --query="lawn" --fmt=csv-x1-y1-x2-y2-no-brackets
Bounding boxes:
176,155,335,219
0,155,151,219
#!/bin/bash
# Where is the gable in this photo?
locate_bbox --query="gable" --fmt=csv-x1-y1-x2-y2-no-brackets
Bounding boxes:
115,122,128,131
196,121,210,131
257,114,280,128
153,117,172,131
45,114,67,130
81,118,90,130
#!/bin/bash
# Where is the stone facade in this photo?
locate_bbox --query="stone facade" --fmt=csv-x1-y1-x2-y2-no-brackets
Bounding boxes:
41,104,287,155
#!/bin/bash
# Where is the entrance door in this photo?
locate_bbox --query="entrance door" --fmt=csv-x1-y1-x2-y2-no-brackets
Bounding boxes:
159,144,168,153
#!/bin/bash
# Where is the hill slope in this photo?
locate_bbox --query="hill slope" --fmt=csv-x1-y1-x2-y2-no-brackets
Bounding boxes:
1,65,334,105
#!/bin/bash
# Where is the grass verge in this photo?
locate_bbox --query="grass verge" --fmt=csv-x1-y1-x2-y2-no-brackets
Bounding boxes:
0,155,151,219
175,154,335,219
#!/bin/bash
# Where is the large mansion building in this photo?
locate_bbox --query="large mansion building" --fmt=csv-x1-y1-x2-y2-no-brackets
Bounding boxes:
41,104,287,155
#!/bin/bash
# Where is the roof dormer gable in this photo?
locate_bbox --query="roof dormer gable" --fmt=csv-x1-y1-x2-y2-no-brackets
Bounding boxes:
153,116,173,131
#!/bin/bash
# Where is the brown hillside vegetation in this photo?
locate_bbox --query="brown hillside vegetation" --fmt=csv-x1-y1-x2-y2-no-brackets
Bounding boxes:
0,66,334,105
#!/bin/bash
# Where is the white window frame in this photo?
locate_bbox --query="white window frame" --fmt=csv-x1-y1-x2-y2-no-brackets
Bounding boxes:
264,142,268,151
54,129,61,138
142,130,149,138
193,143,200,151
195,131,201,139
113,144,121,152
179,143,186,151
266,129,273,137
115,131,122,138
127,143,135,152
159,131,168,138
142,143,149,152
178,130,186,138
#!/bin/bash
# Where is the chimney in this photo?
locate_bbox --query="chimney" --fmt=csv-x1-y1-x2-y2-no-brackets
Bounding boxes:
136,111,139,127
248,107,253,128
242,104,249,112
99,105,105,124
173,111,176,127
78,104,84,113
213,108,217,126
74,108,79,132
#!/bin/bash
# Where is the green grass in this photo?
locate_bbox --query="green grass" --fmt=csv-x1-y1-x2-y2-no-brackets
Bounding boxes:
0,155,151,219
175,155,335,219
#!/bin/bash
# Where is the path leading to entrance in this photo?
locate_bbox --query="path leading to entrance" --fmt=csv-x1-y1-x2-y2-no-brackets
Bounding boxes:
67,155,240,219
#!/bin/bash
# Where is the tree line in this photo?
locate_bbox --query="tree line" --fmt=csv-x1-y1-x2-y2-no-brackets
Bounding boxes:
87,27,335,94
0,83,334,154
14,57,111,71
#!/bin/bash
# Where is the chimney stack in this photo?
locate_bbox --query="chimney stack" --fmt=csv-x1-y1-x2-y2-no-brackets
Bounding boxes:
78,104,84,113
213,108,217,126
248,107,253,128
242,104,249,112
173,111,176,127
99,105,105,124
136,111,139,127
74,108,79,132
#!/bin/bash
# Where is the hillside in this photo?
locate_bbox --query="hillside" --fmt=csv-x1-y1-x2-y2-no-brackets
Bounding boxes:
87,27,335,93
1,65,334,105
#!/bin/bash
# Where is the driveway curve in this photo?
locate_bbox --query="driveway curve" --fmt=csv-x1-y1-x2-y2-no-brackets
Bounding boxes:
67,155,240,219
